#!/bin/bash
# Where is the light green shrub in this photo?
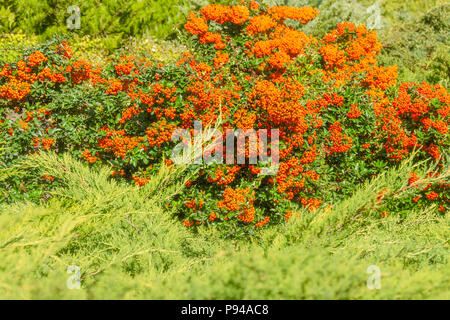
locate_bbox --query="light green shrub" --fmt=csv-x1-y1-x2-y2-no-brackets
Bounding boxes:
0,152,448,299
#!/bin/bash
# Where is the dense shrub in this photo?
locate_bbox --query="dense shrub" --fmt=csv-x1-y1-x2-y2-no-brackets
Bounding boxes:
0,33,38,64
0,152,448,299
0,33,187,67
2,1,447,85
0,0,206,47
377,4,450,87
1,1,448,236
272,0,449,86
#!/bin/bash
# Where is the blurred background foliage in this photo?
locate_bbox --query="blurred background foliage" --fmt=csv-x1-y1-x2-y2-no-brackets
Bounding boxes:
0,0,448,85
0,0,209,42
377,4,449,87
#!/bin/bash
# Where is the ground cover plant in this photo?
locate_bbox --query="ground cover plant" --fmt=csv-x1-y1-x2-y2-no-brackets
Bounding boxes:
0,0,448,299
0,152,448,299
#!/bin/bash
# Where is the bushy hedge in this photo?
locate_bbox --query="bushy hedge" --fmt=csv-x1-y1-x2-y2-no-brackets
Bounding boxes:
0,0,207,48
1,1,448,236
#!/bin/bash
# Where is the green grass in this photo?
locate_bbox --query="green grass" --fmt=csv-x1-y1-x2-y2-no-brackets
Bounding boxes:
0,152,448,299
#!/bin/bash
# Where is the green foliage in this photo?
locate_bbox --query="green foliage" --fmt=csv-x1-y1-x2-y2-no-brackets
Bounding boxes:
118,36,187,63
293,0,445,37
0,33,187,68
301,0,449,86
0,0,448,299
0,0,206,49
1,2,448,235
2,0,447,86
0,152,448,299
0,33,38,65
378,4,450,87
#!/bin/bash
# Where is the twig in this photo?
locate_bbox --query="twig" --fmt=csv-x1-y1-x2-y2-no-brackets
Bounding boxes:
126,215,142,235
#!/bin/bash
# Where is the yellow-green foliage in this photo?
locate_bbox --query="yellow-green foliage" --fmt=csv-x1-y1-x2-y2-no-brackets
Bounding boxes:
119,36,187,63
278,0,445,36
0,33,38,64
378,4,450,87
0,0,207,47
0,152,448,299
0,33,185,67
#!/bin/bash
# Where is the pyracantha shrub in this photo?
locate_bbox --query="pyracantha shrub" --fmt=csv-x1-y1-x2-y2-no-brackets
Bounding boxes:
1,1,448,236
